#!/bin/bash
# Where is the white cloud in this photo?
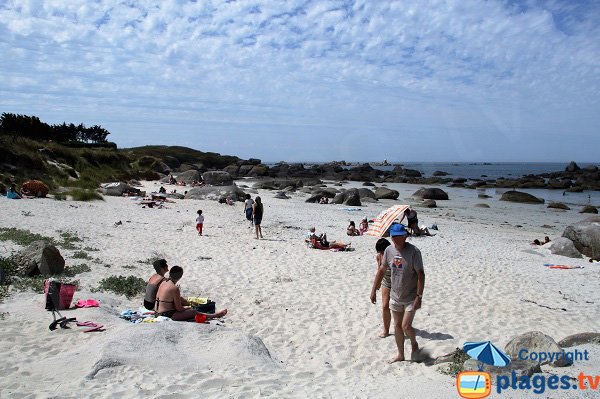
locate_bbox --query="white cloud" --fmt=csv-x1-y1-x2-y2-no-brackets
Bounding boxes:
0,0,598,161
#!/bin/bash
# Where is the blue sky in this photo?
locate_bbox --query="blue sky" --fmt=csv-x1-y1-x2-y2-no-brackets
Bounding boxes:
1,0,598,163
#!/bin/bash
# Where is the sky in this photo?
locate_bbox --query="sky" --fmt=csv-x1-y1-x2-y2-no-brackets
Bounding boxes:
1,0,599,163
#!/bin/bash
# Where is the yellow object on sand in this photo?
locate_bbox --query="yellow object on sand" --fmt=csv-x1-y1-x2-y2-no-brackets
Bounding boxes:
187,297,209,306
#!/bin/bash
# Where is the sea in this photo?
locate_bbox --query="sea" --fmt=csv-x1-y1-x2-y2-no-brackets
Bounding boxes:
264,161,600,207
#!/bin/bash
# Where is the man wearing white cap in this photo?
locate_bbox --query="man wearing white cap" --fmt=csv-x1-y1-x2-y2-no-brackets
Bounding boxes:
370,223,425,363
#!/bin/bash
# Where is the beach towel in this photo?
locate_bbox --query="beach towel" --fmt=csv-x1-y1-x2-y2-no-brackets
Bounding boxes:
74,299,100,308
543,263,584,270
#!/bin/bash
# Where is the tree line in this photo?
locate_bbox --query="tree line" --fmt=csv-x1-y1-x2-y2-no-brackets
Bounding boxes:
0,112,111,143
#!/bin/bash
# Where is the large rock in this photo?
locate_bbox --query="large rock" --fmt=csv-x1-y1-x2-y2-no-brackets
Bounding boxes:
374,187,399,200
565,161,580,173
580,205,598,214
412,187,449,200
202,171,233,186
175,170,200,184
403,168,422,177
547,202,570,210
505,331,571,367
562,216,600,260
420,199,437,208
15,240,65,276
254,179,302,190
184,185,246,201
500,190,544,204
151,161,171,175
358,188,376,199
101,182,141,196
549,237,583,258
558,333,600,348
332,189,361,206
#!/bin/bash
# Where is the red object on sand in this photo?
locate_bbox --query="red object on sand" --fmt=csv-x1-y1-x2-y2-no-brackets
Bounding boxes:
195,314,207,323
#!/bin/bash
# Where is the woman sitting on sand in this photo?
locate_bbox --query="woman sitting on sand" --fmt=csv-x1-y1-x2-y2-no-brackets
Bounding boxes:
156,266,227,321
347,221,360,236
143,258,169,310
359,218,369,235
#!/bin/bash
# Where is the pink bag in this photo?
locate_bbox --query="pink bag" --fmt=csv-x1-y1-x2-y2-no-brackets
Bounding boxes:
44,280,77,310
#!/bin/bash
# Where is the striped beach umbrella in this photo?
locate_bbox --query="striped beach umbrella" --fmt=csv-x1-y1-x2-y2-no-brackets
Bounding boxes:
463,341,511,367
366,204,410,237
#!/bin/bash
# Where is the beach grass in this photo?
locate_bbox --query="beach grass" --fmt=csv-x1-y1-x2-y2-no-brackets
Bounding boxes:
95,275,146,299
58,230,83,250
72,250,91,260
65,188,104,201
0,227,55,246
64,263,91,277
439,349,470,376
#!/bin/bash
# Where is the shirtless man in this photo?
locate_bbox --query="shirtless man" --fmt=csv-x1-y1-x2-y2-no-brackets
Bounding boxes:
156,266,227,321
371,224,425,363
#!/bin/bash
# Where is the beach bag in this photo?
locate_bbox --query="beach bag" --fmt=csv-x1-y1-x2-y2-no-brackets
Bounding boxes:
44,280,77,310
194,300,216,314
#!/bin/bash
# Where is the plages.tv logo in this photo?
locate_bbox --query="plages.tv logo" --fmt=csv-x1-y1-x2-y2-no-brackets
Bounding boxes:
457,371,492,399
456,341,511,399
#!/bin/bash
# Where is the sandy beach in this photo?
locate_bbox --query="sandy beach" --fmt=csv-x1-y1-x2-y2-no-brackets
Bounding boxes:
1,180,599,398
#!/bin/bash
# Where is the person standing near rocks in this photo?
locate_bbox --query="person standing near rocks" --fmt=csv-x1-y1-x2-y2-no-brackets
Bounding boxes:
370,224,425,363
252,196,264,239
244,194,254,227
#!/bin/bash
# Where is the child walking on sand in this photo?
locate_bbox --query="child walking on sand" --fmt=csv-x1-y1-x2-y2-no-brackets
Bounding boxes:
196,210,204,236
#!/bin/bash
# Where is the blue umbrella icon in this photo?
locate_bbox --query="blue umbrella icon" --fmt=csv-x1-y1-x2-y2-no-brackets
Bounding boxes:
463,341,511,367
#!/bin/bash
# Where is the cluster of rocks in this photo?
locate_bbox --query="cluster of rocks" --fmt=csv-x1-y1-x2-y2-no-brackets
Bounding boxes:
550,216,600,260
436,331,600,382
151,157,599,193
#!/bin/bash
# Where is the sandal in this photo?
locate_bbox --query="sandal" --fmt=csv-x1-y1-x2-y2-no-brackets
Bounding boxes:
76,321,105,333
59,317,77,329
49,316,66,331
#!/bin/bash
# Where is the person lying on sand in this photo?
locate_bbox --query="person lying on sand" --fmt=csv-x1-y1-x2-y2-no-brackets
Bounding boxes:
309,235,350,250
156,266,227,321
531,236,551,245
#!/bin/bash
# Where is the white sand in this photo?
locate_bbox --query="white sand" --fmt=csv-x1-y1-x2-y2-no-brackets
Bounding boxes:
1,180,599,398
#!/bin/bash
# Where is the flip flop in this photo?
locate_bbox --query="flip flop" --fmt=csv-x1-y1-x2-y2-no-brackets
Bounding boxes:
76,321,105,332
49,316,66,331
60,317,77,329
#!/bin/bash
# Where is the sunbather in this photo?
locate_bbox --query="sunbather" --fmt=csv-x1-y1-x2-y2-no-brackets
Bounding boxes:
347,221,361,236
309,235,350,250
156,266,227,321
143,259,169,310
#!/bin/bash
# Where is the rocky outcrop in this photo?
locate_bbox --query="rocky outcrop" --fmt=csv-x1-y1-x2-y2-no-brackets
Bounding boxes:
500,190,544,204
374,187,399,200
558,332,600,348
562,216,600,259
580,205,598,214
412,187,449,200
175,170,200,184
15,241,65,276
184,185,246,201
549,237,583,258
202,171,233,186
332,189,361,206
101,182,141,196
